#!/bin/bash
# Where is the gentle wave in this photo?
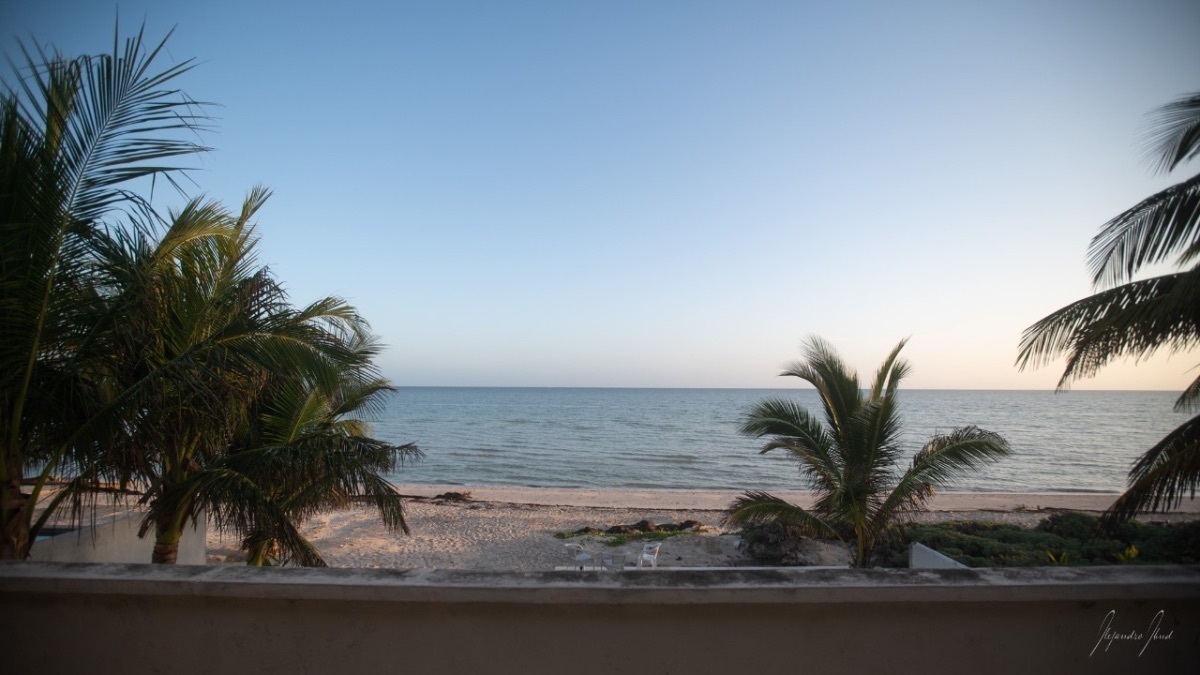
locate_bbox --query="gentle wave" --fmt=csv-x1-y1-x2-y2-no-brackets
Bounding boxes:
373,387,1185,493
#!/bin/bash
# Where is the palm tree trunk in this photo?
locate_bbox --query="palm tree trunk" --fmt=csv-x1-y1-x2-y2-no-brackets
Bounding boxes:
151,507,188,564
152,524,182,564
245,539,269,566
1,477,31,560
151,526,182,564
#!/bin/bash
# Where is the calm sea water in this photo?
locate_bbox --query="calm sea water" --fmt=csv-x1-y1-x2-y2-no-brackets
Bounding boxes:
372,388,1186,494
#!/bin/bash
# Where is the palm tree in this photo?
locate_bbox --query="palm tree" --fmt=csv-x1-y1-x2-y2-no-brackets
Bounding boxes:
216,357,420,566
2,27,419,564
93,189,386,563
727,337,1011,567
1016,91,1200,525
0,26,208,559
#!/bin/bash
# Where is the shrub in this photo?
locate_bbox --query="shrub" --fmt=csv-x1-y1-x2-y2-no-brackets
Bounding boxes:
1036,511,1100,540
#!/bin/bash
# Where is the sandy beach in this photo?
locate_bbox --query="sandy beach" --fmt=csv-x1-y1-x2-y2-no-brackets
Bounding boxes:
203,486,1200,570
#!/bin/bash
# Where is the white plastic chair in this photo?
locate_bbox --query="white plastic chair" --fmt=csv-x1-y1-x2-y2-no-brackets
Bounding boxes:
638,541,661,569
565,543,597,571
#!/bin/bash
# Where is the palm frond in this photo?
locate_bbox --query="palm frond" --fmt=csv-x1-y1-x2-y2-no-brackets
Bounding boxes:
211,355,420,559
1141,91,1200,176
723,491,840,540
231,185,273,233
786,335,861,438
1176,370,1200,413
868,338,910,402
1102,413,1200,527
872,426,1010,533
844,397,904,472
740,397,840,490
216,434,415,547
1087,90,1200,286
1017,267,1200,386
157,467,327,567
739,397,829,446
1088,172,1200,287
9,26,211,225
260,383,329,445
331,376,395,422
1019,90,1200,539
907,426,1009,489
0,25,210,558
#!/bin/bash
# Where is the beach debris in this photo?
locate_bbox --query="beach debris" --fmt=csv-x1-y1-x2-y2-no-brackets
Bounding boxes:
433,491,474,503
569,520,707,535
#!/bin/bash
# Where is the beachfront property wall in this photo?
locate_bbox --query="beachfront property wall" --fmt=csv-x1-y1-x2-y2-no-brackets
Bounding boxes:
1,564,1196,674
29,510,205,565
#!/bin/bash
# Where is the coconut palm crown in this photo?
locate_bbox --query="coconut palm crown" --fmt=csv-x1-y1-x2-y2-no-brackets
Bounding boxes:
91,189,418,565
727,337,1011,567
1,26,419,563
1017,90,1200,525
212,339,421,567
0,26,209,559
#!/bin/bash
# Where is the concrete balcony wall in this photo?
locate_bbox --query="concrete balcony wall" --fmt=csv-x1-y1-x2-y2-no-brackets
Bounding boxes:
29,510,205,565
1,563,1197,674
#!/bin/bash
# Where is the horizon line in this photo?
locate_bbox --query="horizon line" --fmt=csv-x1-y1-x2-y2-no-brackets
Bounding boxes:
389,384,1180,393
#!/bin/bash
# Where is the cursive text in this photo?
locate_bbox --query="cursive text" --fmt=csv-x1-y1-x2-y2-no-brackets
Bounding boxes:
1091,610,1175,657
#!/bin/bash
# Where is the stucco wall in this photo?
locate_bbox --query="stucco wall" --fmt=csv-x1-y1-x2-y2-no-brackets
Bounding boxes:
1,563,1196,674
29,511,205,565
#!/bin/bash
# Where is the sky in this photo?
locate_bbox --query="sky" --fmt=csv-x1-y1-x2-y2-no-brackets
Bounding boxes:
6,0,1200,389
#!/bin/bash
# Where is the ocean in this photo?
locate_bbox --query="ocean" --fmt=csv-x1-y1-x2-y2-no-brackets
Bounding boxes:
372,388,1187,494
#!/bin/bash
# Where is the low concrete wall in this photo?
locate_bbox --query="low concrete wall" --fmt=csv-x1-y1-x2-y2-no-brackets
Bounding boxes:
1,563,1197,674
30,511,205,565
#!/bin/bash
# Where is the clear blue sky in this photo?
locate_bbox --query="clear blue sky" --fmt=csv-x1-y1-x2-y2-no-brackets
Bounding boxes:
7,1,1199,389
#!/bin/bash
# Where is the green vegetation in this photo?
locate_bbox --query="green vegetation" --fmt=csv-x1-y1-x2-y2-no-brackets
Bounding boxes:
556,528,684,547
1017,90,1200,526
229,366,418,566
556,518,703,547
873,512,1200,568
1115,545,1140,564
726,337,1011,567
1,26,208,559
0,27,416,564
